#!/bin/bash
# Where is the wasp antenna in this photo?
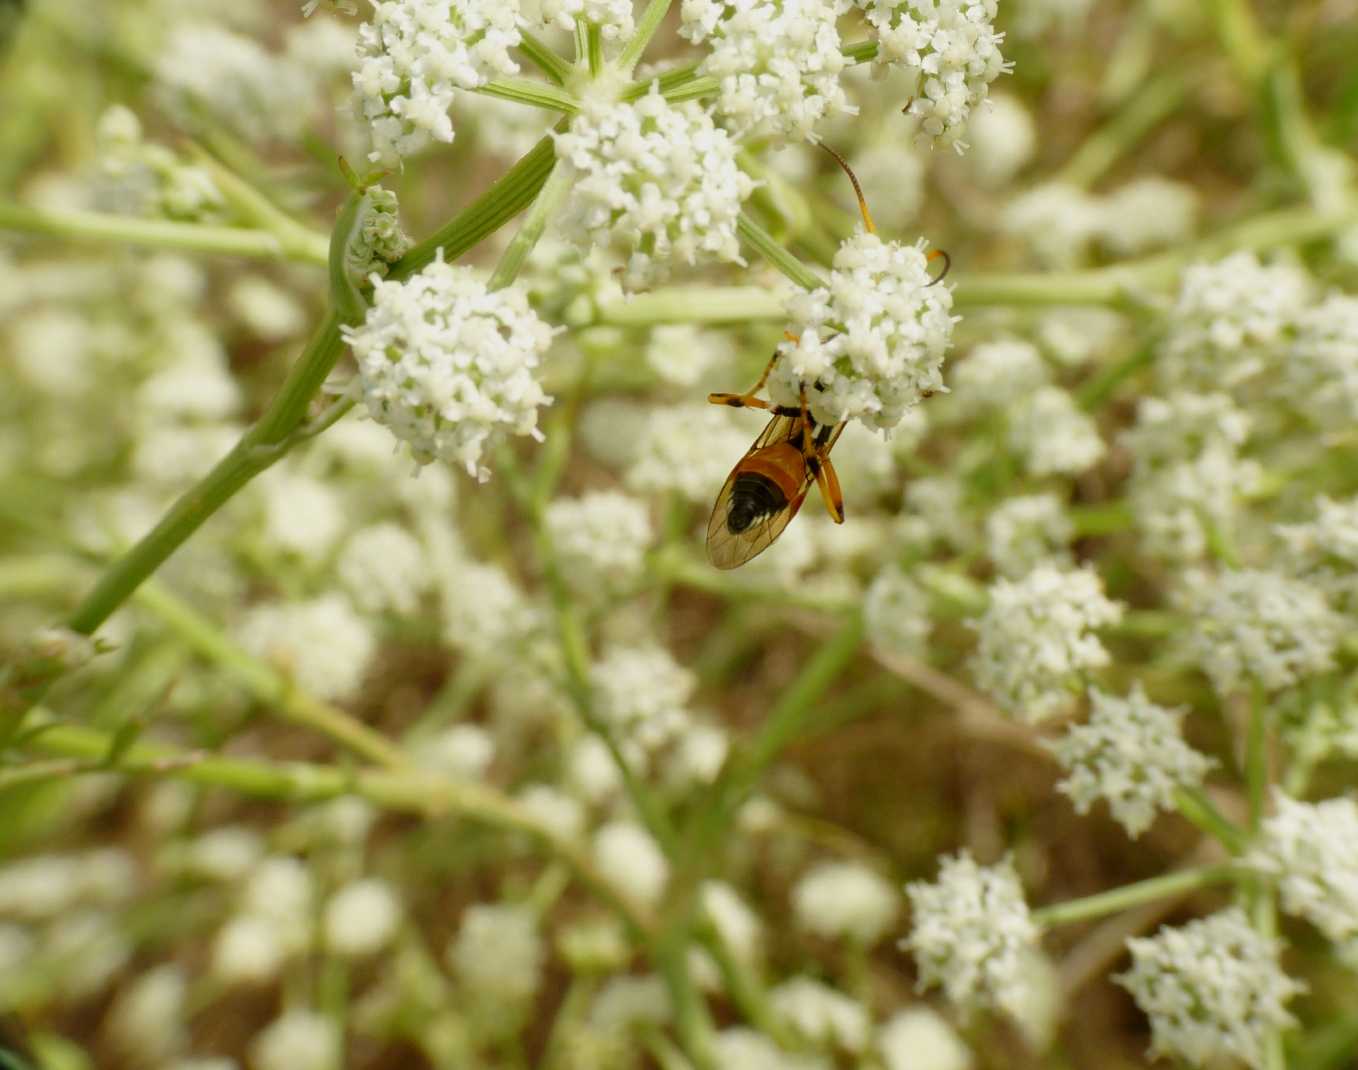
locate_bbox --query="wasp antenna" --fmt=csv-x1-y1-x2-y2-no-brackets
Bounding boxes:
925,247,951,286
819,142,876,235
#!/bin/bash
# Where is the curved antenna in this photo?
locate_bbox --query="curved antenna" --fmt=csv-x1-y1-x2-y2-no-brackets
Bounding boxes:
819,142,876,235
926,247,951,287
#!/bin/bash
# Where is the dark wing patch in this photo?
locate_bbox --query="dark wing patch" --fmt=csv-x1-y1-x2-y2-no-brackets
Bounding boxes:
706,413,811,570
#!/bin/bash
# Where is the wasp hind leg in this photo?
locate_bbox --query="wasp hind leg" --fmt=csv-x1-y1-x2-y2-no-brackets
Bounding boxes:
707,333,800,411
796,384,845,524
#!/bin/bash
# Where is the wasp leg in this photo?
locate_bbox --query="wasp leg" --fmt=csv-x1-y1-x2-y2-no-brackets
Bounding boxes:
707,348,783,410
795,384,845,523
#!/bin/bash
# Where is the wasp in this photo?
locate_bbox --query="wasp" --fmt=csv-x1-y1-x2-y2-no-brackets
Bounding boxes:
705,145,949,570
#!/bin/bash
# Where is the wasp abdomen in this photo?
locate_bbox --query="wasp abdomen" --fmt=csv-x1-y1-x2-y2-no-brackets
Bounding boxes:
727,472,788,534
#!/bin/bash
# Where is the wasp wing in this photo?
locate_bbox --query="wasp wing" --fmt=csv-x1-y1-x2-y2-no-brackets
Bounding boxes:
706,413,812,570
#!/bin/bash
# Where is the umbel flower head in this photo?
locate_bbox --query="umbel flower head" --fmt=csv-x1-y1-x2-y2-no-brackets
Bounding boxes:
968,564,1123,723
341,252,555,480
1048,684,1215,839
901,851,1040,1021
680,0,854,143
772,232,956,431
1252,791,1358,966
553,86,756,290
858,0,1010,150
353,0,523,165
1117,908,1303,1070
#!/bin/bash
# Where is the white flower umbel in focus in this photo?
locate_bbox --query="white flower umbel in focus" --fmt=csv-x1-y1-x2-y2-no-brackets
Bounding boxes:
791,861,898,945
1116,908,1303,1069
323,878,403,957
858,0,1009,150
902,852,1039,1021
771,976,870,1052
1157,252,1310,391
237,595,375,703
1253,792,1358,964
448,903,543,1002
773,232,956,431
251,1010,341,1070
342,253,554,480
553,87,755,290
353,0,522,165
1285,294,1358,427
985,494,1073,578
863,564,932,659
878,1007,972,1070
594,821,669,907
1183,569,1341,696
1048,685,1215,838
545,491,653,594
681,0,852,143
968,564,1123,723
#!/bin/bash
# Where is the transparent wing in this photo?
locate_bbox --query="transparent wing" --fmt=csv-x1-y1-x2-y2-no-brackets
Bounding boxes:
706,414,811,570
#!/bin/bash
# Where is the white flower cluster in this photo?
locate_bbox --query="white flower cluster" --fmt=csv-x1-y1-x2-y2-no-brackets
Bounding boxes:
440,559,542,657
252,1010,340,1070
1121,392,1261,563
1116,908,1303,1070
863,564,932,658
949,338,1049,414
540,0,635,38
545,491,653,593
594,821,670,906
1182,569,1342,696
792,861,899,944
860,0,1009,150
448,903,543,1002
342,254,554,479
624,402,751,503
237,595,375,702
338,522,429,614
1099,177,1199,256
591,643,696,758
771,976,869,1052
680,0,853,142
324,878,403,957
1001,183,1103,267
1048,685,1215,838
1253,792,1358,965
353,0,523,164
154,23,313,143
1157,252,1311,390
773,232,956,431
962,92,1035,188
1007,386,1105,477
1276,494,1358,611
1285,294,1358,427
553,87,756,289
968,564,1123,722
878,1007,972,1070
902,851,1040,1020
984,493,1072,577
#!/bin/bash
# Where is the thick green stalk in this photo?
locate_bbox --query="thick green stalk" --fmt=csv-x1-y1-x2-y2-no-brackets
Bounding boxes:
66,135,560,638
1033,863,1239,928
475,77,579,114
488,160,571,291
0,200,329,264
517,31,573,86
1175,787,1249,855
737,213,825,291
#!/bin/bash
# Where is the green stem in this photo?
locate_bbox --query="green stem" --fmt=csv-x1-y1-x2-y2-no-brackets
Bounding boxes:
24,720,652,934
1032,863,1239,928
1175,787,1250,855
1056,71,1191,189
517,31,573,86
0,200,328,264
737,213,825,291
595,286,785,326
186,143,325,250
475,77,579,114
1246,684,1271,830
134,580,408,769
488,159,570,291
65,135,560,637
619,0,673,75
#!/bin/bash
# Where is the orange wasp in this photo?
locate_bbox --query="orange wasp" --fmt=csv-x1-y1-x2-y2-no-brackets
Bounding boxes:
705,146,949,570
